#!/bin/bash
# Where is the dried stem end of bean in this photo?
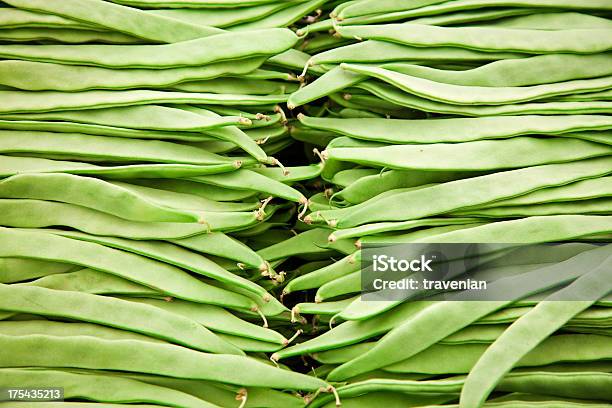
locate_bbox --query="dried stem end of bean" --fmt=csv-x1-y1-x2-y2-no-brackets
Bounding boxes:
291,305,301,323
323,386,341,407
252,307,268,328
274,105,288,124
238,117,252,126
328,233,337,243
233,160,243,169
283,329,303,346
236,389,248,408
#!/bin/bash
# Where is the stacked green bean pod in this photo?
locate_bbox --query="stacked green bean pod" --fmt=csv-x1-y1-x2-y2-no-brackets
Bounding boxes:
1,0,612,407
277,1,612,407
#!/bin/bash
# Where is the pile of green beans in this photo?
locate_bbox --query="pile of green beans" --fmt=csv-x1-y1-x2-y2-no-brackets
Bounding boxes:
1,0,611,407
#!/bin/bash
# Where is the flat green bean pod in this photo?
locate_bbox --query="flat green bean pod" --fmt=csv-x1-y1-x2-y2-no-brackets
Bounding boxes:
0,28,298,68
0,173,201,223
0,90,287,114
324,137,612,171
309,40,524,66
189,169,307,203
0,257,78,283
327,245,612,380
30,229,270,300
0,58,266,91
478,176,612,208
298,114,612,144
0,130,235,165
0,284,242,355
171,232,266,271
120,297,285,344
0,199,262,238
328,157,612,227
0,228,256,310
0,27,144,44
337,24,612,54
0,367,221,408
0,105,250,132
0,8,95,30
336,0,612,20
452,197,612,218
0,334,329,390
461,250,612,406
4,0,225,42
343,64,612,106
357,81,612,116
25,268,158,296
0,155,244,179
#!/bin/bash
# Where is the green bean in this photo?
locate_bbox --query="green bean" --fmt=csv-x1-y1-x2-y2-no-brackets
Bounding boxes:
336,169,480,204
127,373,305,408
0,367,221,408
310,40,524,66
189,169,307,204
0,28,297,68
0,228,256,310
175,105,269,161
273,301,433,360
311,370,612,408
408,7,537,26
0,27,145,44
452,197,612,218
149,2,292,27
128,178,256,201
231,0,326,30
478,176,612,208
119,297,285,344
488,11,612,29
294,296,358,317
1,105,250,132
0,284,242,354
0,334,329,390
0,130,237,165
0,320,166,343
0,257,79,283
460,250,612,406
0,173,202,223
171,232,266,270
0,8,95,30
252,163,323,182
109,181,259,212
0,58,266,91
0,118,220,141
326,137,611,171
331,168,379,188
385,335,612,376
40,229,272,301
258,228,352,262
25,268,158,296
315,270,361,302
358,81,612,116
337,24,612,54
330,217,481,241
326,245,612,380
217,333,282,352
174,77,299,95
0,199,269,238
0,155,244,179
299,114,612,144
325,157,612,227
343,64,612,105
338,0,612,20
417,215,612,243
283,251,361,295
5,0,226,42
0,90,287,114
